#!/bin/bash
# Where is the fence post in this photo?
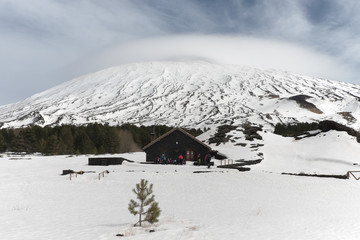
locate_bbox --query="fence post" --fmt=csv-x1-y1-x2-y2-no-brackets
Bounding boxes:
97,170,109,180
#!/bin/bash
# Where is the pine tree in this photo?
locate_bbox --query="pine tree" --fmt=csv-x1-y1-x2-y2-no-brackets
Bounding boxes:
128,179,161,227
45,135,60,155
0,132,6,152
59,126,74,154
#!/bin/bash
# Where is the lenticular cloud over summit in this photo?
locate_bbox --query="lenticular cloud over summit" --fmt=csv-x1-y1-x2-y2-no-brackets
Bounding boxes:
73,35,356,85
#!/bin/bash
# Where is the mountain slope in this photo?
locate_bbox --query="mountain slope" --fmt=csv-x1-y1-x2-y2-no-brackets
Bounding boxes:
1,61,360,129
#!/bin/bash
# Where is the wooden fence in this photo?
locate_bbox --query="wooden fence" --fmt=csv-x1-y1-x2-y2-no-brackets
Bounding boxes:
347,171,360,180
68,170,109,180
69,172,78,181
220,159,234,166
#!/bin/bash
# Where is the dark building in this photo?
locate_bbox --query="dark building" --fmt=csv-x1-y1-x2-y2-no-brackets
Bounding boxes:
88,157,127,166
143,128,211,162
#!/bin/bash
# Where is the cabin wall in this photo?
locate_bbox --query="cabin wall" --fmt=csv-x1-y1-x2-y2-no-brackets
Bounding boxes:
88,157,125,166
145,130,210,162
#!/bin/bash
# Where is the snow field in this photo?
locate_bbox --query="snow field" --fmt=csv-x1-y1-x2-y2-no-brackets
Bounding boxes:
1,149,360,240
256,131,360,175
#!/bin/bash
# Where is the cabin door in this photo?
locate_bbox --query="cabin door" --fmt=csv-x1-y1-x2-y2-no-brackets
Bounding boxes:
186,150,194,161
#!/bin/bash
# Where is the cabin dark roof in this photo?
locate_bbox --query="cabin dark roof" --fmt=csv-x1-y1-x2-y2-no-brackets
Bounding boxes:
142,127,211,151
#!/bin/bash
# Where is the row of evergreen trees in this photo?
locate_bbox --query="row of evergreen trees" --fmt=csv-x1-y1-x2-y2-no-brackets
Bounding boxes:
0,124,202,155
274,122,319,137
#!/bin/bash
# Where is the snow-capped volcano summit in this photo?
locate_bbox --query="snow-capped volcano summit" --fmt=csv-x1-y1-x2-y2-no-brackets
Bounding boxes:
1,61,360,129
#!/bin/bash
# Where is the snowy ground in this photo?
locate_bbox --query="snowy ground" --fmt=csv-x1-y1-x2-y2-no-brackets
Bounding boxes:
1,132,360,239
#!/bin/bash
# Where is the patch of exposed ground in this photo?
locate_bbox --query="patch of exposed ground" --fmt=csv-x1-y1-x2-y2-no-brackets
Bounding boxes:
208,125,237,146
241,123,263,141
288,95,323,114
338,112,356,124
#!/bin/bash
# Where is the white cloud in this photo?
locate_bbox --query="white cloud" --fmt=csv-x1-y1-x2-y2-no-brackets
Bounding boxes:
77,35,357,83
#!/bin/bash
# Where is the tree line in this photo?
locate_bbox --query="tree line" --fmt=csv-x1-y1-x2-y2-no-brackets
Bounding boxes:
274,122,319,137
0,124,203,155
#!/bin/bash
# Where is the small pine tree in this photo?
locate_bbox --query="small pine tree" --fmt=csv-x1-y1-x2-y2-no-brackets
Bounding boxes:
128,179,161,227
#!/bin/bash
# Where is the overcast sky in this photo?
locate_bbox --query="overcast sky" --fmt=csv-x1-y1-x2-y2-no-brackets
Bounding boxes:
1,0,360,105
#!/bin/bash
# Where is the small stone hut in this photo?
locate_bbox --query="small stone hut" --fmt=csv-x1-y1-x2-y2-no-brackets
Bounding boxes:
143,127,211,163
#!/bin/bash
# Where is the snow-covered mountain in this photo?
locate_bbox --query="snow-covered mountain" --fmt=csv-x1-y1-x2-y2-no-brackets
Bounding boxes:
3,62,360,240
1,61,360,129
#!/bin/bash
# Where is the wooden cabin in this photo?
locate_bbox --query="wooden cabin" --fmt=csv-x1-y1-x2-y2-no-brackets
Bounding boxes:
143,128,211,163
